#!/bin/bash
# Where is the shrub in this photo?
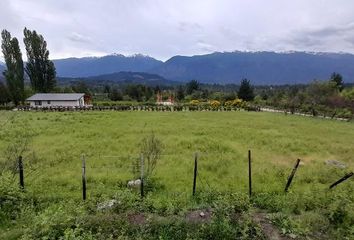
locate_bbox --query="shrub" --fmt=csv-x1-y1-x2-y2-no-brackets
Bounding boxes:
21,202,85,239
232,98,243,107
210,100,221,109
131,133,163,182
0,172,25,223
189,100,200,105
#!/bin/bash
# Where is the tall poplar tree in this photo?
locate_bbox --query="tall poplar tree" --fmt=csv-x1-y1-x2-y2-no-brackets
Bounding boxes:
23,28,56,93
1,29,24,105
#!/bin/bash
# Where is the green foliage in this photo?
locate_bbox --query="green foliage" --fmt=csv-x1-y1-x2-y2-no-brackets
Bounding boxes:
176,85,185,101
71,81,91,95
238,79,255,101
1,29,24,105
341,87,354,101
61,227,97,240
124,84,153,102
109,87,123,101
255,77,354,118
23,27,56,93
306,80,337,105
330,72,344,92
186,80,200,95
0,111,354,239
0,82,11,105
137,133,163,179
21,202,86,240
0,172,25,224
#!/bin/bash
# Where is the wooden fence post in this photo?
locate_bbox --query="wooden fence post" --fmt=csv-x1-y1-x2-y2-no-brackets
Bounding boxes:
18,156,24,189
329,172,353,189
82,155,86,200
140,154,144,198
248,150,252,198
192,152,198,196
285,159,301,192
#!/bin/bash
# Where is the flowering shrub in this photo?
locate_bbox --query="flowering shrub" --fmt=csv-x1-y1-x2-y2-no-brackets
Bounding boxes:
224,99,244,108
224,100,233,106
190,100,200,105
232,98,243,107
210,100,221,109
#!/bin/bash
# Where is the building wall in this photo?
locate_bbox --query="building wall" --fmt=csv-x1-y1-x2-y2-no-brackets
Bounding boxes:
29,97,84,107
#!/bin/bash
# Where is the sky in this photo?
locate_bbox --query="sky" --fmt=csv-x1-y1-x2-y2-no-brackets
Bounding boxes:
1,0,354,61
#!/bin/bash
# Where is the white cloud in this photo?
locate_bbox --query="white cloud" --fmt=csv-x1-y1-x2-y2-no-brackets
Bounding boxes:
0,0,354,61
68,32,92,43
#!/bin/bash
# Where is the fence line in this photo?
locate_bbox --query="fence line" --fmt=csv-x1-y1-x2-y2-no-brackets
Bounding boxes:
9,151,354,201
15,105,257,113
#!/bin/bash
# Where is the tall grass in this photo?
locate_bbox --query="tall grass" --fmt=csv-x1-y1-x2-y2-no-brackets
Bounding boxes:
0,111,353,238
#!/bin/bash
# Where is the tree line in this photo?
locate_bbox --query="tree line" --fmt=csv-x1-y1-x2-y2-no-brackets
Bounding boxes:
90,74,353,118
1,27,353,119
255,73,354,118
1,28,56,105
86,78,254,103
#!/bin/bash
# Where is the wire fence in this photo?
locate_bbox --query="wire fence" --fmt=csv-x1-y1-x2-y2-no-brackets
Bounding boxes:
3,151,354,201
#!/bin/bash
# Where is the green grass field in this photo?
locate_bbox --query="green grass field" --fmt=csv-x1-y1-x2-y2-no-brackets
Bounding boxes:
1,111,354,239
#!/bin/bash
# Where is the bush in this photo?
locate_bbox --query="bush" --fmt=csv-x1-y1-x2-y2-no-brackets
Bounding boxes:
210,100,221,109
21,202,86,239
190,100,200,105
0,172,25,223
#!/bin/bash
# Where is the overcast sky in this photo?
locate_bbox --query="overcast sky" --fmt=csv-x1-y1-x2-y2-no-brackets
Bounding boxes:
1,0,354,61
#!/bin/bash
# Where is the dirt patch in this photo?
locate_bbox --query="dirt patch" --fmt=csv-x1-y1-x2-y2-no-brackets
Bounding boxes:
252,212,292,240
185,208,212,224
127,212,146,225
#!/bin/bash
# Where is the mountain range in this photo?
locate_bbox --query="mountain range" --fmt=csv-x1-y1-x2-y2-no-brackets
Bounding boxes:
53,54,163,78
58,71,177,87
2,51,354,85
151,51,354,84
52,51,354,85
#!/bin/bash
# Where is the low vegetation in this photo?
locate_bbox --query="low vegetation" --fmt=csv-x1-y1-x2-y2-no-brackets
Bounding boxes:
0,111,353,239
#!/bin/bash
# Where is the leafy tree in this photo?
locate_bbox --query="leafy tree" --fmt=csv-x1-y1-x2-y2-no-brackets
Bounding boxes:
237,78,255,101
143,85,154,101
186,80,200,95
223,92,237,101
330,72,344,92
341,87,354,101
124,84,153,102
71,81,90,94
63,86,74,93
176,85,185,101
103,85,111,94
154,85,161,94
1,30,24,105
23,28,56,93
201,89,209,100
0,82,10,105
109,87,123,101
306,80,337,106
260,90,268,100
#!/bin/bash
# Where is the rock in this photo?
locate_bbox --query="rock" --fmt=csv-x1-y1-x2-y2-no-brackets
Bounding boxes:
289,233,297,239
97,199,117,211
186,209,212,223
325,160,346,169
127,179,141,188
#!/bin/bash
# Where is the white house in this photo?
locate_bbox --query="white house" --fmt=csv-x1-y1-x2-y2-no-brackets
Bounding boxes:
26,93,85,108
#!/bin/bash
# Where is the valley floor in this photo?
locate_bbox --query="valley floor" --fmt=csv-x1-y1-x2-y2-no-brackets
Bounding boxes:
0,111,353,239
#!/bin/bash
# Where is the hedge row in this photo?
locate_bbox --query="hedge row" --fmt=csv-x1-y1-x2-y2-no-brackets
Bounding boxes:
15,105,260,112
